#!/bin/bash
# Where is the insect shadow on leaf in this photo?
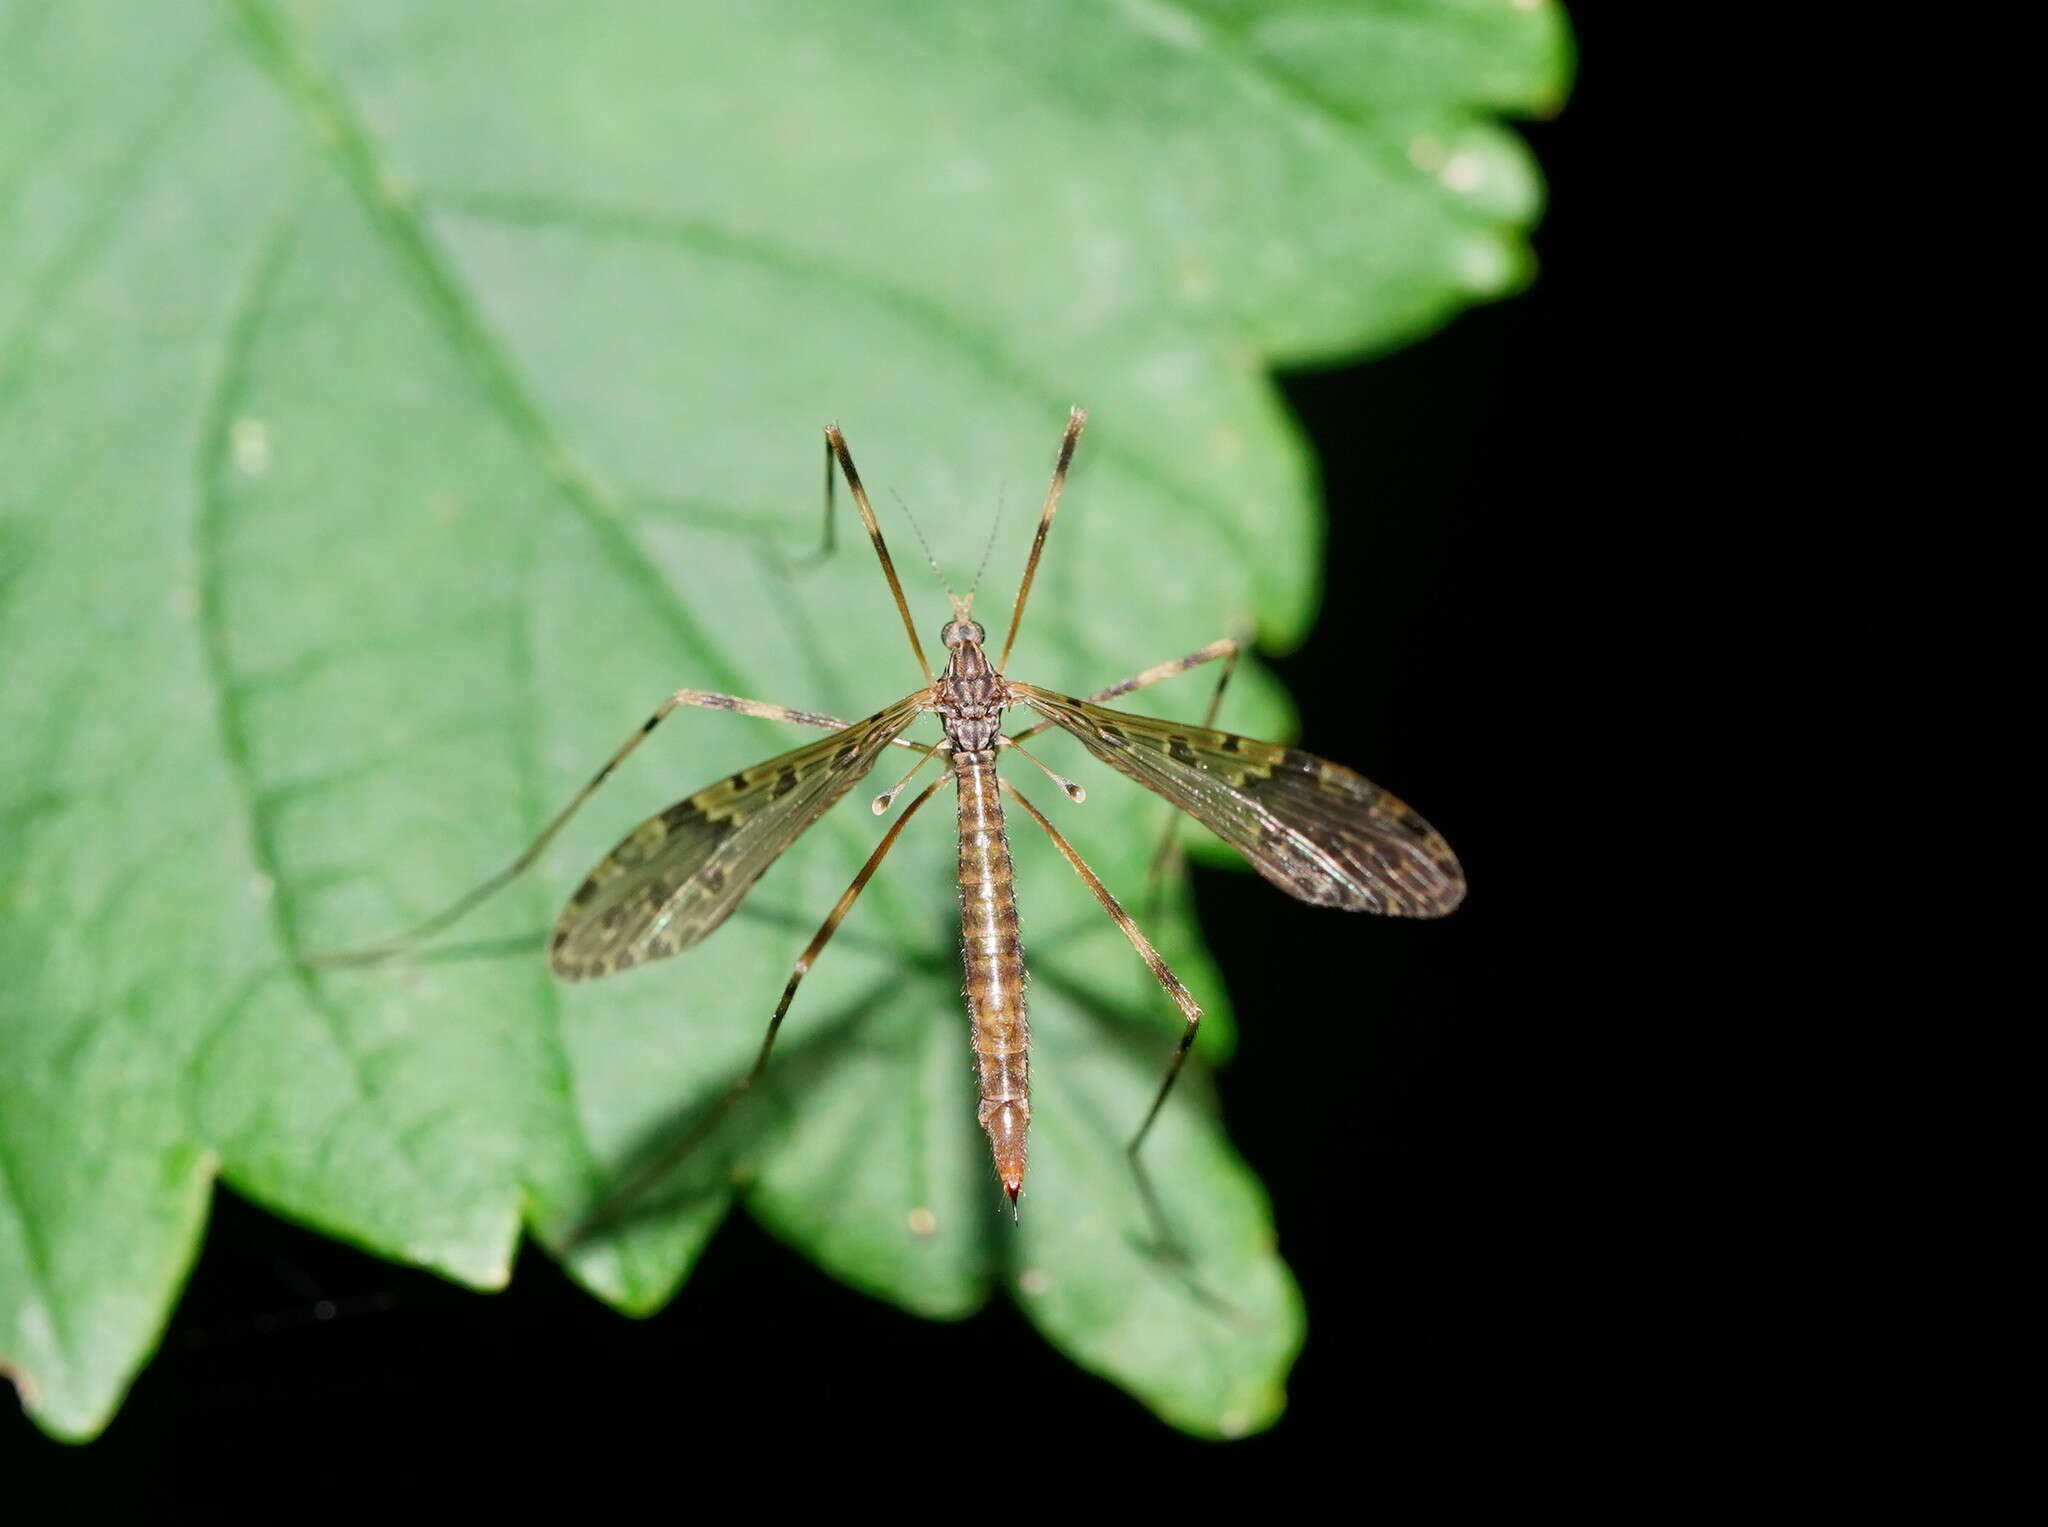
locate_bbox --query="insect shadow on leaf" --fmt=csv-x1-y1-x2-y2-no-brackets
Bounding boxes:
560,974,908,1250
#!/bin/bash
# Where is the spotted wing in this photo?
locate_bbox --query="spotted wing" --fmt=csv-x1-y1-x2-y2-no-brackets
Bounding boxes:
550,697,923,979
1014,684,1464,917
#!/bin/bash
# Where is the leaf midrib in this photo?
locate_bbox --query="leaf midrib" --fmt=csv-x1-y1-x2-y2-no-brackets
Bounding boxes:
224,0,944,1269
417,186,1267,585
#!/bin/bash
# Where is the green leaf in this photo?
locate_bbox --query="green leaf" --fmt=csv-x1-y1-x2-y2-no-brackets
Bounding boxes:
0,0,1568,1440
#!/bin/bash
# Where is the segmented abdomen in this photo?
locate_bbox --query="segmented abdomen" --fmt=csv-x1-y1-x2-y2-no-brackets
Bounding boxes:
954,752,1029,1198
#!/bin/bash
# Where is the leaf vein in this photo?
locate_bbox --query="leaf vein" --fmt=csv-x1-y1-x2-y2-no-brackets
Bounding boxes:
228,0,919,934
418,186,1263,573
503,530,616,1249
0,1120,68,1373
226,0,741,695
191,198,442,1198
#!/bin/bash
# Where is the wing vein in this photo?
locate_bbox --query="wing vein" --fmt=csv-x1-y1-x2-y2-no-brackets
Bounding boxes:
1012,683,1464,918
550,696,926,978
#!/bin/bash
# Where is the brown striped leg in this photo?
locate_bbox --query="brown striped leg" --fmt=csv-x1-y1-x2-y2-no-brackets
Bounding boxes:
1006,636,1241,746
1006,634,1243,917
996,407,1087,671
1091,636,1242,711
796,433,840,567
307,688,919,967
825,426,937,683
1142,636,1243,902
566,769,951,1249
1002,778,1201,1258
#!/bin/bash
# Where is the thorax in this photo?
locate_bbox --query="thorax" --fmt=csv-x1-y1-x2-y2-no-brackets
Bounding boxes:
935,640,1007,756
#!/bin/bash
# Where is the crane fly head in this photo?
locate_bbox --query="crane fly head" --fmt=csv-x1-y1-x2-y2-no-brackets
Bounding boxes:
939,592,985,651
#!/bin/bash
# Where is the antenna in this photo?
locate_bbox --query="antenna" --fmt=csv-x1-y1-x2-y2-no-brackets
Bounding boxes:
965,479,1006,610
889,488,957,602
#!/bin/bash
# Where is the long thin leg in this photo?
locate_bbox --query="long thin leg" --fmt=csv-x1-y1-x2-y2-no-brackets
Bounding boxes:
308,688,919,967
824,435,835,554
1143,636,1243,892
1092,636,1242,711
1007,635,1244,919
797,434,837,566
1001,778,1200,1257
996,407,1086,672
825,426,936,683
565,769,951,1249
1006,636,1240,745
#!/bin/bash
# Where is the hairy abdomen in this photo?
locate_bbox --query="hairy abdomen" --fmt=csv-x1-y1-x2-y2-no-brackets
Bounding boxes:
954,752,1029,1199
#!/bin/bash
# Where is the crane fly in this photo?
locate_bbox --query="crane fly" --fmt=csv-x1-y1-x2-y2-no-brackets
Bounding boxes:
321,407,1465,1221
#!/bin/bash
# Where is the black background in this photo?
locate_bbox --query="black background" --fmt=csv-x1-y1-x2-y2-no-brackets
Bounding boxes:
10,38,1638,1511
